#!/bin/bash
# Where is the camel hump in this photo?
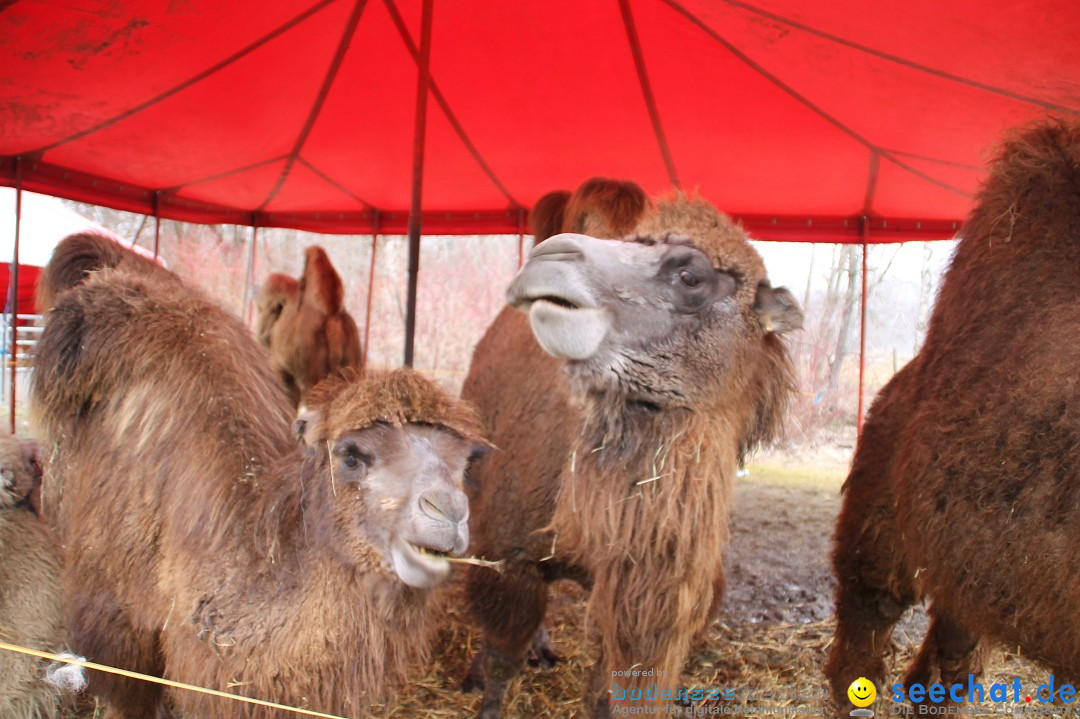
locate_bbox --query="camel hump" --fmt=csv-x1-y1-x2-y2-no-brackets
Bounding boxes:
300,246,345,315
971,120,1080,245
529,190,572,243
563,177,649,238
323,312,364,373
36,230,140,313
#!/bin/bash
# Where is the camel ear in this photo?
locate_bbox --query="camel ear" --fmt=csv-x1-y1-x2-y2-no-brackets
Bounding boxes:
293,406,325,448
754,284,803,335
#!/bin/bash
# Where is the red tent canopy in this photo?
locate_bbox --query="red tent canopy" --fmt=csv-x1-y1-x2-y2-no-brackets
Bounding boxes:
1,0,1078,242
0,264,40,317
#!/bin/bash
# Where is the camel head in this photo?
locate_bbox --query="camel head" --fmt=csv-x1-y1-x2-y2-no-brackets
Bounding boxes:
296,369,487,588
508,194,802,409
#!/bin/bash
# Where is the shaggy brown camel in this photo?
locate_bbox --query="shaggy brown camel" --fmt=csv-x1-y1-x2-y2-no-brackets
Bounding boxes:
827,119,1080,711
0,431,64,719
465,191,802,718
462,178,651,688
31,260,487,718
257,246,363,405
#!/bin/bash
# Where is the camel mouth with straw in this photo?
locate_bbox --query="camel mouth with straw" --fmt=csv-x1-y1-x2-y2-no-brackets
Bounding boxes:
389,538,505,589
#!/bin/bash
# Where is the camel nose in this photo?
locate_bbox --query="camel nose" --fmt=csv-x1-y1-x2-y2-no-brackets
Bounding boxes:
418,490,469,554
529,233,588,262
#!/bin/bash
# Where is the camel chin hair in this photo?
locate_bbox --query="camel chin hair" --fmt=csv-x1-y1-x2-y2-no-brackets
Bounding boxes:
527,302,611,361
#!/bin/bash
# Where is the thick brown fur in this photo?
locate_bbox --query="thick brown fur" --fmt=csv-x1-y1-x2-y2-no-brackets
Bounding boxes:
528,190,571,244
31,263,483,718
562,177,650,237
34,231,174,314
0,432,64,719
828,119,1080,710
464,182,796,717
462,179,650,706
257,246,363,405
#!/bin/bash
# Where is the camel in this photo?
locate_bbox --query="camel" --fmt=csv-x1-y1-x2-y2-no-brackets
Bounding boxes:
461,178,651,687
31,257,487,718
464,188,802,718
0,431,65,719
257,246,363,405
827,119,1080,711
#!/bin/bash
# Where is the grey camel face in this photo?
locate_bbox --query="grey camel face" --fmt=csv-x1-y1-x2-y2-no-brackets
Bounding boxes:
507,232,741,405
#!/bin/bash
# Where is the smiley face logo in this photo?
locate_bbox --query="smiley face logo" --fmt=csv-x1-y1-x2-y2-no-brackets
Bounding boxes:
847,677,876,707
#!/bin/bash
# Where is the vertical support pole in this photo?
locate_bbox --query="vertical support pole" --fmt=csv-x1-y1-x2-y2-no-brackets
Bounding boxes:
403,0,434,368
363,211,380,367
9,158,23,433
517,207,525,269
153,191,162,259
243,219,259,326
857,217,869,437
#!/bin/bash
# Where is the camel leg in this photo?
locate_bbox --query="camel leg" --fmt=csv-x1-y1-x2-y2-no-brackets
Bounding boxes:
826,467,917,712
68,587,164,718
583,648,613,719
902,607,982,700
465,559,549,719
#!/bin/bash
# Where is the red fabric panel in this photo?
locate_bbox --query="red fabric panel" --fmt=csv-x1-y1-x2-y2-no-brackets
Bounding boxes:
2,0,1078,239
0,264,42,317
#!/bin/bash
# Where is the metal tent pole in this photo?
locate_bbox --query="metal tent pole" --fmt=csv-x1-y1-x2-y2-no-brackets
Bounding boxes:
517,207,525,268
363,211,380,367
403,0,433,368
857,218,869,437
243,220,259,326
153,191,161,259
9,159,23,433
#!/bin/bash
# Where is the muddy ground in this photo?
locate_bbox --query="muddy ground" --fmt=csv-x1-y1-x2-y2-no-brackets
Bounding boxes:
388,451,1065,719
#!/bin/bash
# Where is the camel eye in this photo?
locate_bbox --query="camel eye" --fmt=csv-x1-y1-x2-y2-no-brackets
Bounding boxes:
678,269,701,288
339,449,371,471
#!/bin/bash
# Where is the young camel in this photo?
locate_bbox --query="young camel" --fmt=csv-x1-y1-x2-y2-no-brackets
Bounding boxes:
465,192,802,718
31,260,486,718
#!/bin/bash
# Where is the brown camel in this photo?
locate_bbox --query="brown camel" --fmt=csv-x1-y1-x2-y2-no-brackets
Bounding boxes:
31,259,487,718
464,189,802,718
257,246,363,405
0,431,65,719
827,119,1080,711
461,178,651,688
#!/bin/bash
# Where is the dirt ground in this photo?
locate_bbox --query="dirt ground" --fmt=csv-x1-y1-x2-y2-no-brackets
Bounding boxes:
386,446,1068,719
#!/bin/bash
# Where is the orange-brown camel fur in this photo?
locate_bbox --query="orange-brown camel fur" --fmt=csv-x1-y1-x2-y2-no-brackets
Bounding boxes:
461,178,649,689
257,245,363,405
32,256,487,718
0,431,65,719
827,119,1080,711
464,185,802,718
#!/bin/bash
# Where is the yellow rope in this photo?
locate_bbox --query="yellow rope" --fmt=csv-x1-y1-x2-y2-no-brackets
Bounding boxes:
0,641,348,719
